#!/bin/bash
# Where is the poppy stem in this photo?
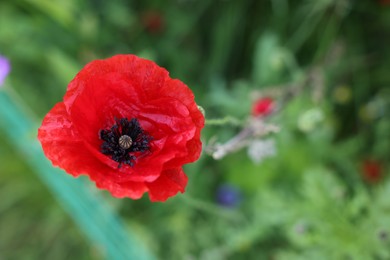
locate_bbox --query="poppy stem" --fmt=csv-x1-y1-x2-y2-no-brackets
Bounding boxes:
205,116,243,127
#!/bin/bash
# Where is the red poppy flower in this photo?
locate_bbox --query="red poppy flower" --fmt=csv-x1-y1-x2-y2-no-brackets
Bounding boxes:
38,54,204,202
141,11,165,34
361,159,383,183
252,97,274,117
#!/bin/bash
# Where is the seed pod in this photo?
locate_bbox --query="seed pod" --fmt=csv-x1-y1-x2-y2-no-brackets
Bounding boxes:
119,135,133,149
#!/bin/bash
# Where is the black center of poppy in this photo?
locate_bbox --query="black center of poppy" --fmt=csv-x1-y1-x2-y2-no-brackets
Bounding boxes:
99,118,152,168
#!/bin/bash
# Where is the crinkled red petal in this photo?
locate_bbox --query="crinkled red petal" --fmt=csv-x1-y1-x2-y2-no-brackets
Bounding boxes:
38,102,107,178
94,178,148,199
146,168,188,202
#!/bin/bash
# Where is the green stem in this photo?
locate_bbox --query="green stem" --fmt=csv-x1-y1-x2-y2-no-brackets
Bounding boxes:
205,116,243,126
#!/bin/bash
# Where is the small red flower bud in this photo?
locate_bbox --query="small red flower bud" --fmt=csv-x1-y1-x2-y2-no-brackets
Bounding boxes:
141,11,165,34
361,159,383,183
252,97,274,117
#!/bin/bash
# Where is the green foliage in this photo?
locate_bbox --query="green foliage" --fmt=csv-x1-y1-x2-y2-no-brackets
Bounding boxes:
1,0,389,259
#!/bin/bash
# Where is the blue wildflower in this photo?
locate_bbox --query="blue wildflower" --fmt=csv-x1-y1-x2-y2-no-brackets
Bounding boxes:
216,184,242,207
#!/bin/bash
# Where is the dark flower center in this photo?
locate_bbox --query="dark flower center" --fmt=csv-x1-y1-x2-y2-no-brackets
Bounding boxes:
99,118,152,168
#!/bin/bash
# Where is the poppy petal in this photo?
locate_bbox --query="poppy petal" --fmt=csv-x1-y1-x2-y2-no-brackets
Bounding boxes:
146,168,188,202
38,102,107,177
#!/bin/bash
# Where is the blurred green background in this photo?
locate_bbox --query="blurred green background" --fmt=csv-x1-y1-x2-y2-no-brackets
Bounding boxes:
1,0,389,259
